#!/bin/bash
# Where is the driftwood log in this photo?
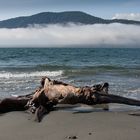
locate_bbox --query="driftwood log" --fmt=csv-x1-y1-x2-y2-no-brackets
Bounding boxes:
0,93,33,113
0,76,140,122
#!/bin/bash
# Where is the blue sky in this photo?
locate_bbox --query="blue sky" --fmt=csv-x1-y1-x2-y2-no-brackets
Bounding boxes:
0,0,140,20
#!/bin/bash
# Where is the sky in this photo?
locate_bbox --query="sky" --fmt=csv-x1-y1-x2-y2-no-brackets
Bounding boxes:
0,0,140,20
0,0,140,47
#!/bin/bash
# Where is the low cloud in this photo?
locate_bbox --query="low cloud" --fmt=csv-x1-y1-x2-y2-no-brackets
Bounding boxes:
0,23,140,47
112,13,140,21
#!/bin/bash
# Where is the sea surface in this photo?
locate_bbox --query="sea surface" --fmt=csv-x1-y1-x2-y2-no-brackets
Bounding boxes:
0,48,140,109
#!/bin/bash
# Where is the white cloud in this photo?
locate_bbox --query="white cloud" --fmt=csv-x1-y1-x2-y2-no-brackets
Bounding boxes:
0,23,140,47
112,13,140,21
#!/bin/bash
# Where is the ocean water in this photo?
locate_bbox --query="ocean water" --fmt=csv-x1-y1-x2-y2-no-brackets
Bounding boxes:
0,48,140,104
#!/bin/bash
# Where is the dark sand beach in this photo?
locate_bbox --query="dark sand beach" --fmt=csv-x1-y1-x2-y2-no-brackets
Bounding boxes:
0,105,140,140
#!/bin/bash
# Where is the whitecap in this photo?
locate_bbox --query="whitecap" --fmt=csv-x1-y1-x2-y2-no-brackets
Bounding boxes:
0,70,63,79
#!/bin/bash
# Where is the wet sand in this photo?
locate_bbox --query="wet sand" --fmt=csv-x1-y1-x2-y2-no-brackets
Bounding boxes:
0,105,140,140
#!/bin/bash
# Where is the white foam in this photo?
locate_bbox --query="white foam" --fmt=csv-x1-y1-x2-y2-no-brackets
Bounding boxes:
123,88,140,100
11,94,19,98
129,88,140,94
0,70,63,79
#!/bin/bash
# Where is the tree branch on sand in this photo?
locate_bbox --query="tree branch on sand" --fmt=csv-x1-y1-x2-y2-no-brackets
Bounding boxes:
0,76,140,122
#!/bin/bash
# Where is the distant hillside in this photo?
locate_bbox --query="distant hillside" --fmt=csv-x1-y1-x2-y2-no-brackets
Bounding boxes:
0,11,140,28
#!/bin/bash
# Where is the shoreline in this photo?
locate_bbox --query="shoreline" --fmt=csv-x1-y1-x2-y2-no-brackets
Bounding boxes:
0,105,140,140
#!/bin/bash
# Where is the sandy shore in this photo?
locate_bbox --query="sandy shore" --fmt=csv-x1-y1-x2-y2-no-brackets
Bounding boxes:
0,105,140,140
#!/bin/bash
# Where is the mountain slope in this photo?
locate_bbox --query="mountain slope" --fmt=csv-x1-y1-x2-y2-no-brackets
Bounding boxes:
0,11,140,28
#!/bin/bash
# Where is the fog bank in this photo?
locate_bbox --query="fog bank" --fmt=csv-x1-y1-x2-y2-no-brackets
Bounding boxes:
0,23,140,47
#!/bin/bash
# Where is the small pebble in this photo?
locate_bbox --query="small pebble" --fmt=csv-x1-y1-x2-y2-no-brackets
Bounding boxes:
66,135,78,139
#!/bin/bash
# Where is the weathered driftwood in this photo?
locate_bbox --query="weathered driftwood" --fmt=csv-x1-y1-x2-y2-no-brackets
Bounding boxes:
26,77,140,122
0,76,140,122
0,98,29,113
0,93,33,113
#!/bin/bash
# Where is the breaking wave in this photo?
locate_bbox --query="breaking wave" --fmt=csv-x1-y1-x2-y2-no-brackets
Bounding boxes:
0,70,63,79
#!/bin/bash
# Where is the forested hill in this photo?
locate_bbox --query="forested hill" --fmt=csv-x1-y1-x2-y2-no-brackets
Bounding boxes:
0,11,140,28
